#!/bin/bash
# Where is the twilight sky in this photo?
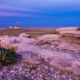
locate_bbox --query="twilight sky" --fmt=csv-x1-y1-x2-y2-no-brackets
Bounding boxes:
0,0,80,27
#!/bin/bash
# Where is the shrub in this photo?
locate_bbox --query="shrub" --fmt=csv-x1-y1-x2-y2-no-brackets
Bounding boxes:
0,47,19,66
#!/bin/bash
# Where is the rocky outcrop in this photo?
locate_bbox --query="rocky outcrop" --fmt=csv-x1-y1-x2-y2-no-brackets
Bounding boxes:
36,34,60,45
56,27,78,32
56,43,80,53
59,31,80,37
56,27,80,44
19,33,31,38
0,33,80,75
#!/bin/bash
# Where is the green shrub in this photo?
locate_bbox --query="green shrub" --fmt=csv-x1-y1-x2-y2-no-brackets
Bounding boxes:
0,47,19,66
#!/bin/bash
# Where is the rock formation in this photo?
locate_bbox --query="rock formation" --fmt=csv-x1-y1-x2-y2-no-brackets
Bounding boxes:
0,29,80,75
36,34,60,45
19,33,31,38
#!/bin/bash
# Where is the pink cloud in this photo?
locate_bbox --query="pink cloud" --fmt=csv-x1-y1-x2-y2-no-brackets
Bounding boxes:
0,12,32,17
0,4,41,12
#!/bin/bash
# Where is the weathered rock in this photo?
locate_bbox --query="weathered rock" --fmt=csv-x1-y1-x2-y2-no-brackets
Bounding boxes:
56,43,80,53
36,34,60,45
19,33,31,38
56,27,78,32
59,31,80,38
0,34,80,75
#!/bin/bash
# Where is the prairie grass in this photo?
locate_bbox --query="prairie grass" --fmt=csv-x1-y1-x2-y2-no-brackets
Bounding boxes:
0,28,58,37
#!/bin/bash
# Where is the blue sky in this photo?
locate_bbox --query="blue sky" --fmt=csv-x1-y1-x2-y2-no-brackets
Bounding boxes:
0,0,80,27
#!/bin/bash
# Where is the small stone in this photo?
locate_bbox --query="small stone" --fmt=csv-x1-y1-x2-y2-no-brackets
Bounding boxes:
0,76,4,80
15,76,31,80
11,70,14,73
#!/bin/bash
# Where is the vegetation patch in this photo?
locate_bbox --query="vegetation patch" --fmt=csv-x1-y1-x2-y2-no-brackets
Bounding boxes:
0,47,20,66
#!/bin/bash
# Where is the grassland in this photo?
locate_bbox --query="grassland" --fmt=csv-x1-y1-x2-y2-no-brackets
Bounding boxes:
0,28,58,37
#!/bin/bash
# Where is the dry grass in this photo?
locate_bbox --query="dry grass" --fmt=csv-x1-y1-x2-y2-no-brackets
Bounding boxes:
2,44,18,51
0,28,58,37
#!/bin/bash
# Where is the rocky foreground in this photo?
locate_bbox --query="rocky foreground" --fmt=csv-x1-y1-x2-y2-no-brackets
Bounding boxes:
0,27,80,80
0,59,79,80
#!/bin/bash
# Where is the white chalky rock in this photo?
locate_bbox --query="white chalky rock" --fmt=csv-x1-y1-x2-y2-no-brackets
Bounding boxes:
56,27,78,32
72,60,80,74
19,33,31,38
19,37,36,44
37,34,60,41
0,35,80,75
36,34,60,45
57,43,80,53
0,36,36,46
15,43,80,74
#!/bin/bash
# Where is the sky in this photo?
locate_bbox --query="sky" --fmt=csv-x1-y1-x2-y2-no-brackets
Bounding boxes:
0,0,80,28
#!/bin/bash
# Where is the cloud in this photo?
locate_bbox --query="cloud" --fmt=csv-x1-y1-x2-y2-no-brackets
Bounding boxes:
12,0,80,8
0,4,45,17
0,4,43,13
0,4,36,12
0,0,80,15
0,11,32,17
0,0,80,17
1,0,80,11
